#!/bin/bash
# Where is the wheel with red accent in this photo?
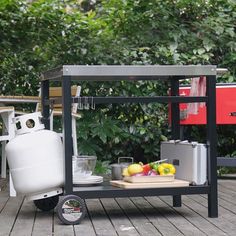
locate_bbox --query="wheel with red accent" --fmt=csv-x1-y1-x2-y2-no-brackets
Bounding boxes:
57,195,86,225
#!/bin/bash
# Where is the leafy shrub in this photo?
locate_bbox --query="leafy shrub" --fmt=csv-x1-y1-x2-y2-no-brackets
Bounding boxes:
0,0,236,165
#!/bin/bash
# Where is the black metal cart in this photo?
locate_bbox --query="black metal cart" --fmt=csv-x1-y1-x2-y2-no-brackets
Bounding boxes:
40,65,218,224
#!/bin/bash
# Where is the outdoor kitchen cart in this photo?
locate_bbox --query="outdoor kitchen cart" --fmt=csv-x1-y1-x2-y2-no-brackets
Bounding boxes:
41,65,218,224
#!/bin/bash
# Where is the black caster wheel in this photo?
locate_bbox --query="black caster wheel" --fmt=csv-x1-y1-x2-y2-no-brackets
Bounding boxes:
57,195,86,225
34,195,59,211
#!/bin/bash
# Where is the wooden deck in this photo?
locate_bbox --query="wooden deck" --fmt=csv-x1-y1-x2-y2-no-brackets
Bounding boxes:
0,179,236,236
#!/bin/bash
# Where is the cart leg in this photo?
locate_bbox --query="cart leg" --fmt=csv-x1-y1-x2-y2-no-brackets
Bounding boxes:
206,75,218,218
208,193,218,217
173,195,181,207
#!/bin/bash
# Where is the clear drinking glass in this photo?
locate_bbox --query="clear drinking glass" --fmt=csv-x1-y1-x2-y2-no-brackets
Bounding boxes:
73,156,97,178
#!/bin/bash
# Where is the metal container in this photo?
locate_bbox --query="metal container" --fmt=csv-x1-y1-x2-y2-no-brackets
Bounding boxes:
111,157,133,180
6,112,64,196
161,140,207,185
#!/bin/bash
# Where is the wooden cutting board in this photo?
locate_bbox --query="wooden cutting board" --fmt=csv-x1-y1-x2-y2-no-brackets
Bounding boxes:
123,175,174,183
110,179,189,189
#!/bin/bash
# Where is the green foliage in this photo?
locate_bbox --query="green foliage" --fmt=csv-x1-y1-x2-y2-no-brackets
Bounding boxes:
1,0,236,164
94,160,111,175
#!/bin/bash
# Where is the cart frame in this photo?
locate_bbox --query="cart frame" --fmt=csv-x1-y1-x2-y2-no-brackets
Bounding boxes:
40,65,218,217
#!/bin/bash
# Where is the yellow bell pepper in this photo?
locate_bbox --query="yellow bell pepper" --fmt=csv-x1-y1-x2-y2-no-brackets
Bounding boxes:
157,163,176,175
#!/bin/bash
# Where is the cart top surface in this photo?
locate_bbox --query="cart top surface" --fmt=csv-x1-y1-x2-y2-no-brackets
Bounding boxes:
41,65,218,81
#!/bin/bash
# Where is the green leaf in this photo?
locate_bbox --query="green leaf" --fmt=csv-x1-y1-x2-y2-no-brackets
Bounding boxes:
197,48,205,55
160,135,168,141
139,128,146,135
203,39,215,52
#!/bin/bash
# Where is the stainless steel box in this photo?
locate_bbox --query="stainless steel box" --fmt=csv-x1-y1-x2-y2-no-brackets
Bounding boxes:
160,140,207,185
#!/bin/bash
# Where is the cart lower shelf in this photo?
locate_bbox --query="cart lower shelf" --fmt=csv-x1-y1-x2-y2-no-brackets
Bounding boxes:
72,181,210,199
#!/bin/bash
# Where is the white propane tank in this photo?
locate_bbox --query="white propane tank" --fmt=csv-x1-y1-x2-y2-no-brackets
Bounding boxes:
6,112,64,197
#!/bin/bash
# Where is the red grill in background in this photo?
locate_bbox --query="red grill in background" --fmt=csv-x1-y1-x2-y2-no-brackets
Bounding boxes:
170,83,236,168
172,84,236,125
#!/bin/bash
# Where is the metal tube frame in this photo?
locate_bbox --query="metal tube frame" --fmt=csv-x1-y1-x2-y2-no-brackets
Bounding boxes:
62,76,73,195
41,67,218,218
206,75,218,217
45,96,208,106
41,80,50,129
170,76,182,207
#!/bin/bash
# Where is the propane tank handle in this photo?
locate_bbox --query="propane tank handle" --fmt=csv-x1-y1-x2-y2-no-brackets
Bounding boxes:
14,112,45,135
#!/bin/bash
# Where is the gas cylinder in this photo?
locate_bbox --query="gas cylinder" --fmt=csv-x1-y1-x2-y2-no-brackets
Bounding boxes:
6,112,64,196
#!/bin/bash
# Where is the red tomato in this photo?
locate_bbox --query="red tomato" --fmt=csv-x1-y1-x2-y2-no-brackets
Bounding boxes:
142,164,151,175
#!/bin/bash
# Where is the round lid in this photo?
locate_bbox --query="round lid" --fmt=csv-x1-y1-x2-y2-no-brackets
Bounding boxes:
110,163,129,167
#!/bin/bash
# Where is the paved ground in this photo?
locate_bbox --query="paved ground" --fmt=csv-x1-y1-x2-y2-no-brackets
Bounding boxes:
0,178,236,236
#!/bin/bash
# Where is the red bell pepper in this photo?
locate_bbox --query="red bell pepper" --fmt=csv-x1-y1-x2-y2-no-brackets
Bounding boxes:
142,164,151,175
